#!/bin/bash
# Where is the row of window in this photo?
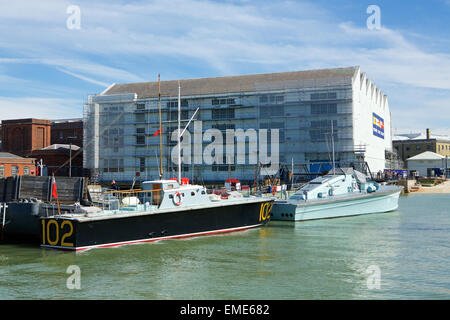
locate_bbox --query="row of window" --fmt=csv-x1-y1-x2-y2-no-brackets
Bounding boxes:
102,159,124,173
311,92,337,100
260,105,284,117
398,144,450,152
212,98,235,105
309,119,338,142
120,121,347,147
167,100,189,108
311,103,337,115
132,92,336,112
0,166,31,177
212,108,235,120
259,95,284,104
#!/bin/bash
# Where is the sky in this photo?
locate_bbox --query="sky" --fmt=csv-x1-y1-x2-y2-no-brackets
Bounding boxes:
0,0,449,135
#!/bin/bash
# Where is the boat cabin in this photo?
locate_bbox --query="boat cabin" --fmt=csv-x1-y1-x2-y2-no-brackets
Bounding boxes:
141,180,211,209
290,169,379,201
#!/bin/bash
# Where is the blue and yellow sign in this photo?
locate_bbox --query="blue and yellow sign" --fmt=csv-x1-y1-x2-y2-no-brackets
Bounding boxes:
372,113,384,139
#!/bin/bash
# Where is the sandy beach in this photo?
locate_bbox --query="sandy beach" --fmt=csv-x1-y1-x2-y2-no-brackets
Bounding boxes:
414,180,450,194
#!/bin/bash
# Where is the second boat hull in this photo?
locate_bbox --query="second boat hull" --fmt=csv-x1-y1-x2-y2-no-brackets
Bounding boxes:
271,187,401,221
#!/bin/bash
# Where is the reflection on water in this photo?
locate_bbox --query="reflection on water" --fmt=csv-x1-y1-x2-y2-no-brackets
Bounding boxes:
0,194,449,299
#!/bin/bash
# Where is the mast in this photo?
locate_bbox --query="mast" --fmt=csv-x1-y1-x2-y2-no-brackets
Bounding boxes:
331,120,335,175
178,81,181,184
158,74,163,179
291,157,294,190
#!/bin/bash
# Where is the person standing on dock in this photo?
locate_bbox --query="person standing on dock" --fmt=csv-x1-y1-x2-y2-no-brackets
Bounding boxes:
281,184,288,199
111,180,119,191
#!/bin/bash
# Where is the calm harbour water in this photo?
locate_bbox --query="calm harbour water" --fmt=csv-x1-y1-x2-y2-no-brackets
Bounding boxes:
0,193,449,300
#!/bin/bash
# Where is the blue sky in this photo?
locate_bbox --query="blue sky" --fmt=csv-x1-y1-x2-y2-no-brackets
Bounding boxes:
0,0,449,135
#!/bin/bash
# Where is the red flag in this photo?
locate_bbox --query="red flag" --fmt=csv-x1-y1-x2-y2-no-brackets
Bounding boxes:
52,176,58,199
152,128,163,136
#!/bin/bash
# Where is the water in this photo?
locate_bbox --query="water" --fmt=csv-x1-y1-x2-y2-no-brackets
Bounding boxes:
0,194,449,299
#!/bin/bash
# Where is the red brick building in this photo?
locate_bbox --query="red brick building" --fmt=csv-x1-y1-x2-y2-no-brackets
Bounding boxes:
0,152,36,178
1,118,84,177
31,144,82,177
51,119,83,147
1,118,51,157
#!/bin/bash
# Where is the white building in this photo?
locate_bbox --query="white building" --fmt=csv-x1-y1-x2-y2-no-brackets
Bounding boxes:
83,66,393,183
406,151,447,177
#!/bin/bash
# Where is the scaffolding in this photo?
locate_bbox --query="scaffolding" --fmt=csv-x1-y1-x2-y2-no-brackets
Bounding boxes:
83,69,388,184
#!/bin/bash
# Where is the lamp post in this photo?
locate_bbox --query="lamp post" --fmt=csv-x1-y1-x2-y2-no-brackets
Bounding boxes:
67,136,76,177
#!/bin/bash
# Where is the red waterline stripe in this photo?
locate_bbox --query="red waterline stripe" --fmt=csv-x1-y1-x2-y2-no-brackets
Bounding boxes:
41,223,264,251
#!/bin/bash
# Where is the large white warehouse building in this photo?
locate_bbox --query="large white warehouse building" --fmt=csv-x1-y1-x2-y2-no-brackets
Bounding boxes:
83,66,393,183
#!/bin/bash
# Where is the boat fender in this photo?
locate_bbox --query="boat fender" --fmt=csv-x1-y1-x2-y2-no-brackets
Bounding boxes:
173,192,182,206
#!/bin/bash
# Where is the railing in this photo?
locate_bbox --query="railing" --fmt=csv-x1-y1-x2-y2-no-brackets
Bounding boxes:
98,188,164,210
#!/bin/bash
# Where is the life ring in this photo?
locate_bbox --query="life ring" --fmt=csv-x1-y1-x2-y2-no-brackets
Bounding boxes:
271,186,277,195
173,192,182,206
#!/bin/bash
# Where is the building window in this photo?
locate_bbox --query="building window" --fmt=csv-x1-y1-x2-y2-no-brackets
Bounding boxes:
136,114,145,123
59,131,64,140
311,92,337,100
309,120,338,142
136,103,145,110
139,157,145,172
260,105,284,117
0,166,4,177
136,135,145,145
311,103,337,115
416,145,421,151
259,95,284,104
168,110,189,120
426,145,431,150
11,166,18,177
24,167,29,175
167,100,188,108
103,159,124,173
212,108,235,120
212,98,235,106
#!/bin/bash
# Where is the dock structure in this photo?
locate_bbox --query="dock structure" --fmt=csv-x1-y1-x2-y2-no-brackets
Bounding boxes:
0,175,88,204
83,66,393,184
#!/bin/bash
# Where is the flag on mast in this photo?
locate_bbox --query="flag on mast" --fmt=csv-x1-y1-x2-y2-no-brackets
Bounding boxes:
52,175,58,199
51,175,61,216
152,128,163,136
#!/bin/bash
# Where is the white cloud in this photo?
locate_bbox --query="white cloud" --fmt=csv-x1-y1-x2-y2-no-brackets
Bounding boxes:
0,0,449,129
0,97,82,120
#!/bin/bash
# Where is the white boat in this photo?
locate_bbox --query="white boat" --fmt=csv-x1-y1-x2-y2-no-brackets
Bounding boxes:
271,168,402,221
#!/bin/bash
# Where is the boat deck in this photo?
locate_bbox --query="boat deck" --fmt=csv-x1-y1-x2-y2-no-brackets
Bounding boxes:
57,196,273,222
277,185,402,207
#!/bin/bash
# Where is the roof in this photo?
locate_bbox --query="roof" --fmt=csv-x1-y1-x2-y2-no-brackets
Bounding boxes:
407,151,445,161
393,132,450,142
0,152,25,159
41,144,80,151
101,66,359,99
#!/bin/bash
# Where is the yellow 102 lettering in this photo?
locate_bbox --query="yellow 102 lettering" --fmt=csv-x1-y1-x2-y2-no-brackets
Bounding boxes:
259,202,273,221
41,219,74,247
